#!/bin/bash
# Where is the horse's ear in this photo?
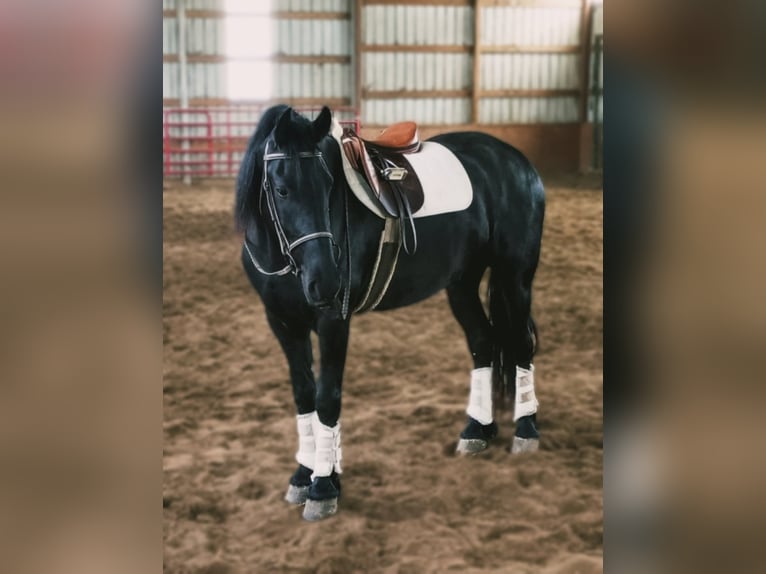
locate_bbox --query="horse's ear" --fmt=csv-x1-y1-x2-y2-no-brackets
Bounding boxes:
273,108,293,147
311,106,332,142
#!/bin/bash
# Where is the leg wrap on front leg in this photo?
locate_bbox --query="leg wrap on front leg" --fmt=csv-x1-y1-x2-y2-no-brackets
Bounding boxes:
311,412,342,479
303,413,342,521
466,367,493,425
295,412,315,470
514,365,538,422
285,412,316,505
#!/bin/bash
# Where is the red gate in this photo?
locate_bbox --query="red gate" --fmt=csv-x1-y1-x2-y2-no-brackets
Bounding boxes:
163,106,361,179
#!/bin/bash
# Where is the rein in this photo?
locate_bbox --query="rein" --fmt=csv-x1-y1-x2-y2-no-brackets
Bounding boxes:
243,141,351,319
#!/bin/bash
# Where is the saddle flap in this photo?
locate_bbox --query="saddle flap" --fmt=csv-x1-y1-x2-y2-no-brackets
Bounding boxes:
341,134,382,198
341,127,424,217
374,154,424,216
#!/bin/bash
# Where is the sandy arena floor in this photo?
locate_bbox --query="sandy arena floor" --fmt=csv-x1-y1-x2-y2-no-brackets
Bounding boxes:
163,174,603,573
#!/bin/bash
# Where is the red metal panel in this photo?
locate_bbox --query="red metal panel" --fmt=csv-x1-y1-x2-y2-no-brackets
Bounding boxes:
163,105,361,179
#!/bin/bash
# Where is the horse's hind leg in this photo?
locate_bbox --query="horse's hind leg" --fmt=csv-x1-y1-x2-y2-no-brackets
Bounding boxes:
497,266,541,453
264,311,316,505
448,263,499,454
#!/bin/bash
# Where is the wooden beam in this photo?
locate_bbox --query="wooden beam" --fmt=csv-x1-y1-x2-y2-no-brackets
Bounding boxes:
163,97,352,108
472,0,482,123
163,54,351,64
273,12,349,20
480,88,580,97
362,44,472,53
478,0,581,7
363,90,472,99
364,0,471,5
480,44,581,54
163,9,225,18
578,0,592,122
162,10,349,20
355,0,363,109
275,55,351,64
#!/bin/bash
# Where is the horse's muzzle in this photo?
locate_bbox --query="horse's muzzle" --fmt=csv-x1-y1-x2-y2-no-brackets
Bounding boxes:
302,269,342,311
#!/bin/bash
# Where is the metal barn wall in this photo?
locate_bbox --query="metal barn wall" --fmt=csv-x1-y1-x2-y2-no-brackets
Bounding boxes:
272,0,353,106
360,0,586,127
361,5,474,125
163,0,228,104
163,1,602,175
478,3,582,123
588,3,603,123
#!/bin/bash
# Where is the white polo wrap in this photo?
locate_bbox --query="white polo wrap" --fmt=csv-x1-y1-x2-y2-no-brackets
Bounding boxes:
514,365,539,422
466,367,494,425
295,412,315,470
311,412,342,479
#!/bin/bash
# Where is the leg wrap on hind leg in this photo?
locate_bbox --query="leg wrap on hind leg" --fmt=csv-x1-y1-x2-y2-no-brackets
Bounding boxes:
466,367,493,425
514,365,538,422
295,412,315,470
311,412,342,480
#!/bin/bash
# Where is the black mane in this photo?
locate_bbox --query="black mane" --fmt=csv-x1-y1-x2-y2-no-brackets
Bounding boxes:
233,106,322,231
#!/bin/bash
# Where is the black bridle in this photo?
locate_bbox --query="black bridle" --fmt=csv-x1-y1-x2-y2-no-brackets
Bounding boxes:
243,140,351,318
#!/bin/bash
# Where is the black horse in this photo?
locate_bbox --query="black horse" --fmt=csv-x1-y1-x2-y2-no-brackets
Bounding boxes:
235,105,545,521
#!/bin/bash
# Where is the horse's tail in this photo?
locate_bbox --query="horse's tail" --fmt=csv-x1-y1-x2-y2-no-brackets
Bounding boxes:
488,269,539,409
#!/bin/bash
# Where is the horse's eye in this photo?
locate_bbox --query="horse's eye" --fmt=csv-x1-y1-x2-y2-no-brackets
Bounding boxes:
275,187,288,198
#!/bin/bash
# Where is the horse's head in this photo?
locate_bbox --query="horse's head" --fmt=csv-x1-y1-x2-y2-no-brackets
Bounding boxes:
237,105,343,310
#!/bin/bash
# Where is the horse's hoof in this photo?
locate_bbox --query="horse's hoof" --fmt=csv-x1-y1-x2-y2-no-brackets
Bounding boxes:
456,438,489,454
511,436,540,453
285,484,309,505
302,497,338,521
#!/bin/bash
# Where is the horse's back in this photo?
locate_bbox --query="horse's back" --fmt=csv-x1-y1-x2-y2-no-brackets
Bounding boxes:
428,131,544,206
428,131,544,246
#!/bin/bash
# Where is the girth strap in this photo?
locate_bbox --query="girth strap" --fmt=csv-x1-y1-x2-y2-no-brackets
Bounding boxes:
355,218,402,313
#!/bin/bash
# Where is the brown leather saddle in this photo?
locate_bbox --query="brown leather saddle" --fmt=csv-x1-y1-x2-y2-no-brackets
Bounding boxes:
340,122,424,254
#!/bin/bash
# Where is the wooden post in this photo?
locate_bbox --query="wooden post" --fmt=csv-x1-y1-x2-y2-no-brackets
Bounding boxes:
178,0,191,185
354,0,363,118
472,0,482,124
577,0,592,124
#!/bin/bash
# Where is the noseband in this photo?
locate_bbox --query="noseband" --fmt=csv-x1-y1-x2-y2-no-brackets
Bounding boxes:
243,140,351,318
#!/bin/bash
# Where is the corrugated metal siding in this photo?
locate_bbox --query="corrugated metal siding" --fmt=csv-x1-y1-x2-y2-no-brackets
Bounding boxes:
163,1,227,101
365,54,472,91
272,12,353,103
478,4,582,123
480,54,579,90
480,6,580,45
364,99,471,125
363,6,473,45
163,61,227,101
274,19,351,55
480,97,579,124
272,0,350,11
362,5,473,124
274,63,351,100
186,0,225,9
186,17,226,55
163,63,178,100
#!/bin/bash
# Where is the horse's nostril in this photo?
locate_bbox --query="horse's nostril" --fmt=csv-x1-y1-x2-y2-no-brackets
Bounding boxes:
307,280,321,301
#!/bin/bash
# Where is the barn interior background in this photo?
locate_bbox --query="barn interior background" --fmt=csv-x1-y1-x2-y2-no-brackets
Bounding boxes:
163,0,603,180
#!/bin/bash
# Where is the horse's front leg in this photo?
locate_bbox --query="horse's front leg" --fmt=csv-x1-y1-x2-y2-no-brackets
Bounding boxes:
302,314,349,521
264,310,316,506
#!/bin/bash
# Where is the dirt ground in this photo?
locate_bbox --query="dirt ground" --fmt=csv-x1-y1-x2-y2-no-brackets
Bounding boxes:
163,173,603,573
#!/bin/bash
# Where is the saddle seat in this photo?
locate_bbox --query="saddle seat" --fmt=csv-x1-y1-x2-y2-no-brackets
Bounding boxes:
363,121,420,153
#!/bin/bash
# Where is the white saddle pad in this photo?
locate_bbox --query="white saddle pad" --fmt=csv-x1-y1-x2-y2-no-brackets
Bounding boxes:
331,120,473,219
